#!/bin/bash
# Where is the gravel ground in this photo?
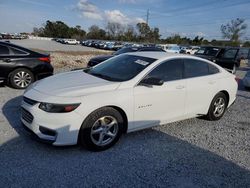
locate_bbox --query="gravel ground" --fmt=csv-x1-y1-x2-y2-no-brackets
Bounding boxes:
0,68,250,188
9,39,102,52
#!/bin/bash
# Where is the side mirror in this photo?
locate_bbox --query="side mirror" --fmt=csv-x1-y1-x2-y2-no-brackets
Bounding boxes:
140,77,164,86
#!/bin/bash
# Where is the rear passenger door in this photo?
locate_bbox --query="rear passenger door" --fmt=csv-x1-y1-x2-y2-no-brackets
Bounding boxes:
183,58,220,116
133,58,186,130
216,48,238,71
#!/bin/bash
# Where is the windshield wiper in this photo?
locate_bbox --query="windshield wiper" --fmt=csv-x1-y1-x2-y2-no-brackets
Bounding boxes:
89,73,121,82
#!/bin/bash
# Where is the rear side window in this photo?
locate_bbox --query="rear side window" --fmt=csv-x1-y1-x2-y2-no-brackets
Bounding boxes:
9,47,27,55
0,45,10,55
196,47,219,56
146,59,183,82
184,59,209,78
223,49,238,59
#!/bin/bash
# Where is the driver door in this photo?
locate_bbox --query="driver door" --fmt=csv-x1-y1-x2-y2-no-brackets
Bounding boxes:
133,58,187,131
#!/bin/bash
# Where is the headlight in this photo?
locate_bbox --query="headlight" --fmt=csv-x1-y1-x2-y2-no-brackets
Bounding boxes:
39,102,80,113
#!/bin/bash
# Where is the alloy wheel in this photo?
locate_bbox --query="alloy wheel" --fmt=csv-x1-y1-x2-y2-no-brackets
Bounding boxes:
90,116,118,146
13,71,32,88
213,97,225,117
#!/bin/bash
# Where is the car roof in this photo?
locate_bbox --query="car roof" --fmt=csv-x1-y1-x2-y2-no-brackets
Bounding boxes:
126,51,187,60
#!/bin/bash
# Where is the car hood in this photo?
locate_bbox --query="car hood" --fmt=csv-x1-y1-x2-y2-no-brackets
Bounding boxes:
30,70,120,97
91,55,114,62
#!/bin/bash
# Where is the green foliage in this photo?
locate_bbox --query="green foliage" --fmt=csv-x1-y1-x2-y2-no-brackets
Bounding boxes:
33,20,86,40
161,34,204,46
243,41,250,47
87,25,106,39
33,19,248,47
136,23,160,43
221,18,247,42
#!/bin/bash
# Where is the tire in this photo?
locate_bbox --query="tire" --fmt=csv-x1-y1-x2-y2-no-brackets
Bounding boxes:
205,92,228,121
79,107,124,151
9,68,34,89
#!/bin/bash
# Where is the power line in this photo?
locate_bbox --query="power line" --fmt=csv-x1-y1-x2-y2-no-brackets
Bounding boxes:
146,9,149,25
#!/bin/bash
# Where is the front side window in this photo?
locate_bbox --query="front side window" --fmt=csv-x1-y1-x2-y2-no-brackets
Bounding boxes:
184,59,210,78
146,59,183,82
85,54,156,82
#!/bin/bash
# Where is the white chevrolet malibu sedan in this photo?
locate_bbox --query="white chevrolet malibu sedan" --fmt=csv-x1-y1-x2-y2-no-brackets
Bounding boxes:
21,52,238,151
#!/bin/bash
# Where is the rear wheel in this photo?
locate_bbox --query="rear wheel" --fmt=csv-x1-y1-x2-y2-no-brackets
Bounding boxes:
9,68,34,89
205,92,228,121
79,107,124,151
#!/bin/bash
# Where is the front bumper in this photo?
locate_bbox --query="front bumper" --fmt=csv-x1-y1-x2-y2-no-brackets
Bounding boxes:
21,96,83,146
22,122,55,144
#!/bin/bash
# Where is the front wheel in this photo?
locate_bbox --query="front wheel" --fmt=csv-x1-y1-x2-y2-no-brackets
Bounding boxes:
79,107,124,151
9,68,34,89
205,92,228,121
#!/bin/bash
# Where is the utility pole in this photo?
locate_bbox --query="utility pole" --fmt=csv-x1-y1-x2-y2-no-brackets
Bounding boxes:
146,9,149,25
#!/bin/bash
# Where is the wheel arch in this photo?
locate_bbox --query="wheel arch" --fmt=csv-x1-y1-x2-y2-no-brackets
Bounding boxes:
219,90,230,107
106,105,128,133
8,66,35,81
77,105,129,146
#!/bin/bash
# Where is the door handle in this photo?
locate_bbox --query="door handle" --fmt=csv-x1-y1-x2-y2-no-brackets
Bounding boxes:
3,58,11,63
176,85,185,89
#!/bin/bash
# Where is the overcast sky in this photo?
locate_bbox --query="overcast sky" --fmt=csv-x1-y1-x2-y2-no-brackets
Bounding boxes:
0,0,250,40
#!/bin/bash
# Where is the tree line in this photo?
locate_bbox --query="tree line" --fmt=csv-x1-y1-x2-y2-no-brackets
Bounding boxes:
33,18,250,47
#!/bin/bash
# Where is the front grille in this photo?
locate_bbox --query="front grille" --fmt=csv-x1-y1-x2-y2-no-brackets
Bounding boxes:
23,97,38,106
21,108,34,124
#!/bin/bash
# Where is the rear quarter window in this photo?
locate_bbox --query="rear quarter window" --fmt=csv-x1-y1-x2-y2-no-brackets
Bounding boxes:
9,47,28,55
208,64,220,74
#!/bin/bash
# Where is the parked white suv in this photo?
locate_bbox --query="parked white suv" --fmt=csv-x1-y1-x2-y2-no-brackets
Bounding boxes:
21,52,237,151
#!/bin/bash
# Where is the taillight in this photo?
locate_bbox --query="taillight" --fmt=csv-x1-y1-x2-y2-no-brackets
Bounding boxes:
39,57,50,63
235,77,240,83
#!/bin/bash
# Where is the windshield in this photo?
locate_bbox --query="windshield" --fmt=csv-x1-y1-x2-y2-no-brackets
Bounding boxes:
196,47,220,56
84,54,156,82
113,47,138,55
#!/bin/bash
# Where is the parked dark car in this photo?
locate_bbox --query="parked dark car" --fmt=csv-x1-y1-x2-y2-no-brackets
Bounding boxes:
194,46,248,74
0,41,53,89
88,46,165,67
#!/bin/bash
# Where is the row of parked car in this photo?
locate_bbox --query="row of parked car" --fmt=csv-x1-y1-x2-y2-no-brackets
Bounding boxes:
0,40,250,90
54,38,162,51
53,38,80,45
